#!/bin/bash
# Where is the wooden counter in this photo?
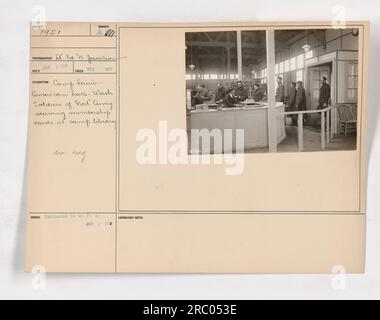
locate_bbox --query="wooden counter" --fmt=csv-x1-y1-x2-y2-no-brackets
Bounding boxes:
189,103,286,152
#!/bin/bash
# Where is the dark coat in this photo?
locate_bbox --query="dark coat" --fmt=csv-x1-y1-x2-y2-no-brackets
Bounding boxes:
276,84,285,102
193,87,210,105
222,94,237,108
234,86,248,102
253,88,264,102
215,86,227,102
318,83,331,107
295,87,307,111
288,86,297,107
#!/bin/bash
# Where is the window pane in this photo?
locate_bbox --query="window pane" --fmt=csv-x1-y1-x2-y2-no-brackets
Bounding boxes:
279,62,284,73
349,63,358,76
305,50,313,59
297,70,303,81
297,54,304,69
290,57,296,71
348,76,358,89
284,60,290,72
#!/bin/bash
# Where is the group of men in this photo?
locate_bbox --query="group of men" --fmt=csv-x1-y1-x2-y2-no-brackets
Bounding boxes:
276,76,331,125
193,75,331,123
193,80,264,108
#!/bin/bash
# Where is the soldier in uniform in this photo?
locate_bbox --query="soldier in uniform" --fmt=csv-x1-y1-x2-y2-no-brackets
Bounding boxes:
234,81,248,102
214,82,227,102
318,76,331,109
288,82,297,125
295,81,307,124
193,84,210,105
222,89,238,108
252,84,264,102
275,76,285,103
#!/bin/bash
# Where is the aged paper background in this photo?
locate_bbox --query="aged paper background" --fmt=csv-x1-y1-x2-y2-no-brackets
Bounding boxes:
25,21,369,273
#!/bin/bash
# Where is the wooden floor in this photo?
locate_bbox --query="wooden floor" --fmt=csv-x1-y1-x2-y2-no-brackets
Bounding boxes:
279,125,356,152
248,125,357,153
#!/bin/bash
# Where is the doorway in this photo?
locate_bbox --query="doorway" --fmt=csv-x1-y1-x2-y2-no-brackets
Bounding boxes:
307,63,332,110
305,63,332,127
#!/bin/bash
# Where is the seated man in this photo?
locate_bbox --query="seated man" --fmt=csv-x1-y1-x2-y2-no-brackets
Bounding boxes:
193,84,210,105
215,82,227,102
222,89,237,108
234,80,248,102
252,84,264,102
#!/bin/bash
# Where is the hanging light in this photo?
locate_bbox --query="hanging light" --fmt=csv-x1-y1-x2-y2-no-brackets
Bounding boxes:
302,31,311,52
302,44,311,52
189,64,196,70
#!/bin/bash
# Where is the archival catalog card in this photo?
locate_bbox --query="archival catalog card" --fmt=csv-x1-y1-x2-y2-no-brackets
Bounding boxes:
26,21,369,273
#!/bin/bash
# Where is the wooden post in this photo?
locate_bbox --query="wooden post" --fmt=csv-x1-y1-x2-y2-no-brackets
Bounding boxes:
226,47,231,84
266,29,277,152
321,111,326,149
327,109,330,144
237,30,243,81
298,113,304,151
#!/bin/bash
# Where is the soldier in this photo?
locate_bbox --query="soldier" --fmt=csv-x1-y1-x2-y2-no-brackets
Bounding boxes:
295,81,307,124
288,82,297,125
234,81,248,102
222,89,238,108
193,84,210,105
215,82,227,102
252,84,264,102
318,76,331,109
275,76,285,103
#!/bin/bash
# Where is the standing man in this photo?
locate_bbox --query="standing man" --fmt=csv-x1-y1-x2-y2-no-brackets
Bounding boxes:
318,76,331,109
234,80,248,102
288,82,297,125
215,82,227,102
295,81,307,125
275,76,285,103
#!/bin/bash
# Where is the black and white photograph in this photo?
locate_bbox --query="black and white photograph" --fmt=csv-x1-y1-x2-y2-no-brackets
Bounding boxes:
186,28,360,153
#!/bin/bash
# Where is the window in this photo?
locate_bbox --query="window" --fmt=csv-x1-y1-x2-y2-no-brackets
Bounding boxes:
290,57,296,71
284,60,290,72
275,64,279,74
305,50,314,59
297,54,304,69
204,74,210,80
279,62,284,73
210,74,218,80
185,74,192,80
296,70,303,82
347,62,358,101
